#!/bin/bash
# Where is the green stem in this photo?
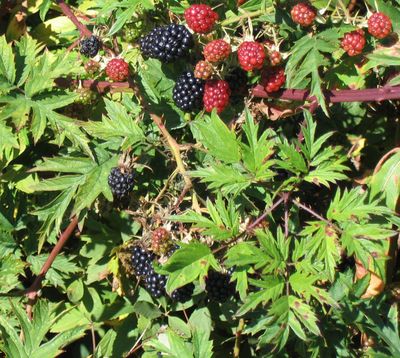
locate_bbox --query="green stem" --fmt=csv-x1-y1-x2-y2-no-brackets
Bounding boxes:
221,10,264,26
233,318,245,358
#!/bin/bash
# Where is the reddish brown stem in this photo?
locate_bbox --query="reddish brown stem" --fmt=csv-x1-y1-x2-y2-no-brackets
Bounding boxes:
57,78,400,106
252,85,400,104
55,78,134,93
291,199,342,233
25,216,79,319
372,147,400,176
55,0,92,37
213,197,284,255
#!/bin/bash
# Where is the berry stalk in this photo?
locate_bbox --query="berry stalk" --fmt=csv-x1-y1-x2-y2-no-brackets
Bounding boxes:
55,0,92,37
25,216,79,319
252,84,400,104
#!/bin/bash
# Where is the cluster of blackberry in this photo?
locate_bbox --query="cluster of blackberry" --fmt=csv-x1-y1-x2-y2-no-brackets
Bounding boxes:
205,270,235,302
172,72,204,111
78,35,131,82
108,167,135,200
131,245,194,302
139,24,193,62
80,35,101,58
131,246,155,276
131,244,234,303
171,283,195,302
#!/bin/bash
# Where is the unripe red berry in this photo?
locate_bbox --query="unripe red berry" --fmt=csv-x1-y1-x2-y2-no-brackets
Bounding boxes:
203,80,231,113
184,4,218,34
368,12,392,39
203,39,231,63
269,51,282,66
106,58,129,81
151,228,171,255
237,41,266,72
291,3,316,27
194,60,213,80
263,67,286,93
84,60,100,75
341,29,366,56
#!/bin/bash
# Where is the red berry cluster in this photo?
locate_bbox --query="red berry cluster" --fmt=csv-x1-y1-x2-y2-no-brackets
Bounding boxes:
203,80,231,113
263,68,286,93
291,3,316,27
184,4,218,34
341,29,366,57
204,39,231,63
238,41,266,72
106,58,130,81
368,12,392,39
269,51,282,66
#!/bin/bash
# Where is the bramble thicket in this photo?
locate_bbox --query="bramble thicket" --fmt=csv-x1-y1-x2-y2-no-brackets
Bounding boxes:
0,0,399,357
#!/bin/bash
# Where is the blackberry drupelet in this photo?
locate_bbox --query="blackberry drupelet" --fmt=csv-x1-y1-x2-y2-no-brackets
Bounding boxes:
205,270,235,302
139,24,193,62
80,36,101,58
171,283,195,303
108,167,134,199
131,246,155,276
173,71,204,112
145,269,167,298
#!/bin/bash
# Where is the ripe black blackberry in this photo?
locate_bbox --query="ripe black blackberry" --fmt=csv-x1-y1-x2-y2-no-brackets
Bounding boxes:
80,36,101,58
139,24,193,62
171,283,195,303
145,269,167,298
108,167,134,199
173,71,204,112
205,270,235,302
131,246,154,276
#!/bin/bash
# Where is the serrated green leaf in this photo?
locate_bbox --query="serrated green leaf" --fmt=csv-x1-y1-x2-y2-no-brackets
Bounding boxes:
0,35,16,84
163,243,218,293
191,111,241,163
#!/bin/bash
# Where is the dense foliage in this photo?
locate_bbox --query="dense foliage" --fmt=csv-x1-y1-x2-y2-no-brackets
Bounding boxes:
0,0,399,357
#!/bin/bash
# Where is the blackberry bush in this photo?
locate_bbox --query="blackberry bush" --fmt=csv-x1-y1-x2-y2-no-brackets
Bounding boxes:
1,1,399,357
